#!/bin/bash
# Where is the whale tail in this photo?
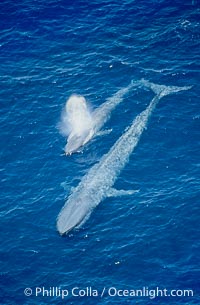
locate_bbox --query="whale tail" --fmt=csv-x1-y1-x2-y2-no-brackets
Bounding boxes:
140,79,192,97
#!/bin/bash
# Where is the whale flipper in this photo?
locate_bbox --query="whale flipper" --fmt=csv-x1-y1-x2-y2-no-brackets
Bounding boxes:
96,129,113,137
107,188,139,198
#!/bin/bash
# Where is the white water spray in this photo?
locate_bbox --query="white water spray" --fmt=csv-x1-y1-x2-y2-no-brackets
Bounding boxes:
59,94,93,136
59,94,94,154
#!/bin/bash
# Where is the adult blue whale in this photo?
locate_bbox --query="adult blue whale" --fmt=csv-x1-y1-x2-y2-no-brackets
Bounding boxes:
64,81,139,155
57,80,191,235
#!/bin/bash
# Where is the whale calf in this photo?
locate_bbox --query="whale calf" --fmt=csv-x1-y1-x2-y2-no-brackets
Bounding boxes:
63,81,139,155
57,81,191,235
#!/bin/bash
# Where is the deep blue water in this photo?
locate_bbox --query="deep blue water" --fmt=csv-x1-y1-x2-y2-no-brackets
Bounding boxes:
1,0,200,304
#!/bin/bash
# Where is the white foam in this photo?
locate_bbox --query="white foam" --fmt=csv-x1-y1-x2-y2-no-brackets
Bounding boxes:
59,94,93,137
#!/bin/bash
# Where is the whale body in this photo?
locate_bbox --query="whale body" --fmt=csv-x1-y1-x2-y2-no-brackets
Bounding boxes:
64,81,139,155
57,81,191,235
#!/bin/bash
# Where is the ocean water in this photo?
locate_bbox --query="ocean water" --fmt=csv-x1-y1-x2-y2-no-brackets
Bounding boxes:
0,0,200,304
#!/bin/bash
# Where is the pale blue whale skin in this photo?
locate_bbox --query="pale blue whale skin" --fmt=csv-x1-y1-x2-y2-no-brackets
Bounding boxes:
65,129,94,155
64,81,139,155
57,81,192,235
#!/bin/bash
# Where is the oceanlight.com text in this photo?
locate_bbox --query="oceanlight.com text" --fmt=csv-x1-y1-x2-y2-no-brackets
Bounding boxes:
24,286,194,299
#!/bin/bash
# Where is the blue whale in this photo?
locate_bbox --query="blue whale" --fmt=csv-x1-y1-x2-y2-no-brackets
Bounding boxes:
57,80,192,235
64,81,139,155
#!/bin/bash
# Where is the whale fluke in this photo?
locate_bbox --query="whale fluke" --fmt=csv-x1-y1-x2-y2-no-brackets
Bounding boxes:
140,79,192,97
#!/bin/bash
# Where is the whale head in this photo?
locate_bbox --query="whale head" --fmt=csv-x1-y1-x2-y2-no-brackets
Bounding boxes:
64,129,94,155
57,194,93,235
